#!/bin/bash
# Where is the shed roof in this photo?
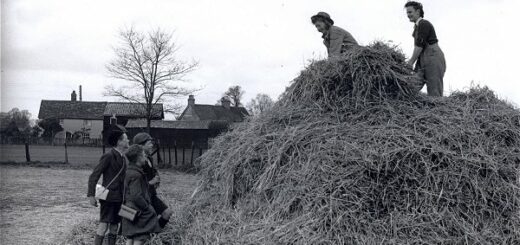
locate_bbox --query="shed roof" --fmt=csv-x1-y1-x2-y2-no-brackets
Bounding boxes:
125,119,228,130
103,102,164,119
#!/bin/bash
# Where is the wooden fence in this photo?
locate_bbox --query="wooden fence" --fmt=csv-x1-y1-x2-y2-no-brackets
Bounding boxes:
0,136,103,147
0,141,206,168
150,141,207,167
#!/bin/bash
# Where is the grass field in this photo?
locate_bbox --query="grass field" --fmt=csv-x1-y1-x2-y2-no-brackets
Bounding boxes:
0,144,205,167
0,144,104,166
0,165,198,245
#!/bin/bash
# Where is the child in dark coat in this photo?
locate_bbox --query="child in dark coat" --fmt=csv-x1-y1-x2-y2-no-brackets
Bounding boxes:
122,145,161,245
132,132,172,228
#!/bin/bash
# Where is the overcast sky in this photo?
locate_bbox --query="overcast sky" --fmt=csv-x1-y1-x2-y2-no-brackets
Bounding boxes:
2,0,519,120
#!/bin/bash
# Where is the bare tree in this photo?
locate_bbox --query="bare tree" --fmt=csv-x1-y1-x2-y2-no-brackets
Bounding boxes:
223,85,245,107
105,27,198,132
246,93,275,116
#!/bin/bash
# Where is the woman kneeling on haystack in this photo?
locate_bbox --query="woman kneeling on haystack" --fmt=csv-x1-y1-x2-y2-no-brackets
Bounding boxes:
122,145,161,245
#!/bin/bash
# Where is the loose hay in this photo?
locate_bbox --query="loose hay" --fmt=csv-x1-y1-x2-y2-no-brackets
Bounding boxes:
173,42,520,244
279,42,419,111
65,218,171,245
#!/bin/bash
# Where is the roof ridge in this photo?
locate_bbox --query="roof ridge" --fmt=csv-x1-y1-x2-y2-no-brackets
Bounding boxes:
40,100,107,103
194,104,247,108
107,102,163,105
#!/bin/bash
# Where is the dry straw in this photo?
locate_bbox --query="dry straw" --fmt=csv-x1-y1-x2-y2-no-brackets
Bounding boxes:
167,42,520,244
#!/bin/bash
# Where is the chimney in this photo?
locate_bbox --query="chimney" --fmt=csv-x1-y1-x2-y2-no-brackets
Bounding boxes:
188,95,195,106
71,90,77,101
221,97,231,109
79,85,82,101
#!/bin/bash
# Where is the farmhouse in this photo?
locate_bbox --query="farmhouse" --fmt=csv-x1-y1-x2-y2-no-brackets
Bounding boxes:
38,90,164,142
38,93,106,140
178,95,249,123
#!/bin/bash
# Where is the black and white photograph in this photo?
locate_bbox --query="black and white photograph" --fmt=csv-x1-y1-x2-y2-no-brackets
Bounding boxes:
1,0,520,244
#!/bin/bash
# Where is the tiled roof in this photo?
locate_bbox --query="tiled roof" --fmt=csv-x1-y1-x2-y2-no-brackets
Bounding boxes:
103,102,164,119
181,105,249,122
38,100,164,120
38,100,107,120
125,119,228,130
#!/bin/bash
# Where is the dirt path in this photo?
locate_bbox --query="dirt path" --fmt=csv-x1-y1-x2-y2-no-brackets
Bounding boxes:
0,166,198,245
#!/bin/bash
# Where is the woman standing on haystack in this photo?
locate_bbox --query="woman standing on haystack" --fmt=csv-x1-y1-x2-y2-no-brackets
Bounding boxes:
311,12,358,58
404,1,446,97
121,144,161,245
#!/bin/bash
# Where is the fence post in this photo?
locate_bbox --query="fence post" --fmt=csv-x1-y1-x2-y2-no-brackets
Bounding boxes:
190,141,195,166
174,140,178,166
168,146,171,167
25,142,31,162
182,146,185,165
162,146,166,166
64,143,69,164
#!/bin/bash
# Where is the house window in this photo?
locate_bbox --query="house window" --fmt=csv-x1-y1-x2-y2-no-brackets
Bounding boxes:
83,132,90,139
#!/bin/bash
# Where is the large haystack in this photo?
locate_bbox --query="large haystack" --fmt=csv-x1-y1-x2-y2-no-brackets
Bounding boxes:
168,43,520,244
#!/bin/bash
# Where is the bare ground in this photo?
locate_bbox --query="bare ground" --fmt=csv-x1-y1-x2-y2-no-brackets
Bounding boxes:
0,166,198,245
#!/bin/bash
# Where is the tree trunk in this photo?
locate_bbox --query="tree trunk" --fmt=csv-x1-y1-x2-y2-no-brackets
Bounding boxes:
25,142,31,162
146,118,151,133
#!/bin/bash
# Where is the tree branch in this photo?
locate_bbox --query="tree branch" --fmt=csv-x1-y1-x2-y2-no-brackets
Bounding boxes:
105,27,199,131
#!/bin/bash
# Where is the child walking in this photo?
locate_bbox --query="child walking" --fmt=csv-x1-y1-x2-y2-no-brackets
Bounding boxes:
132,132,173,228
121,145,161,245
